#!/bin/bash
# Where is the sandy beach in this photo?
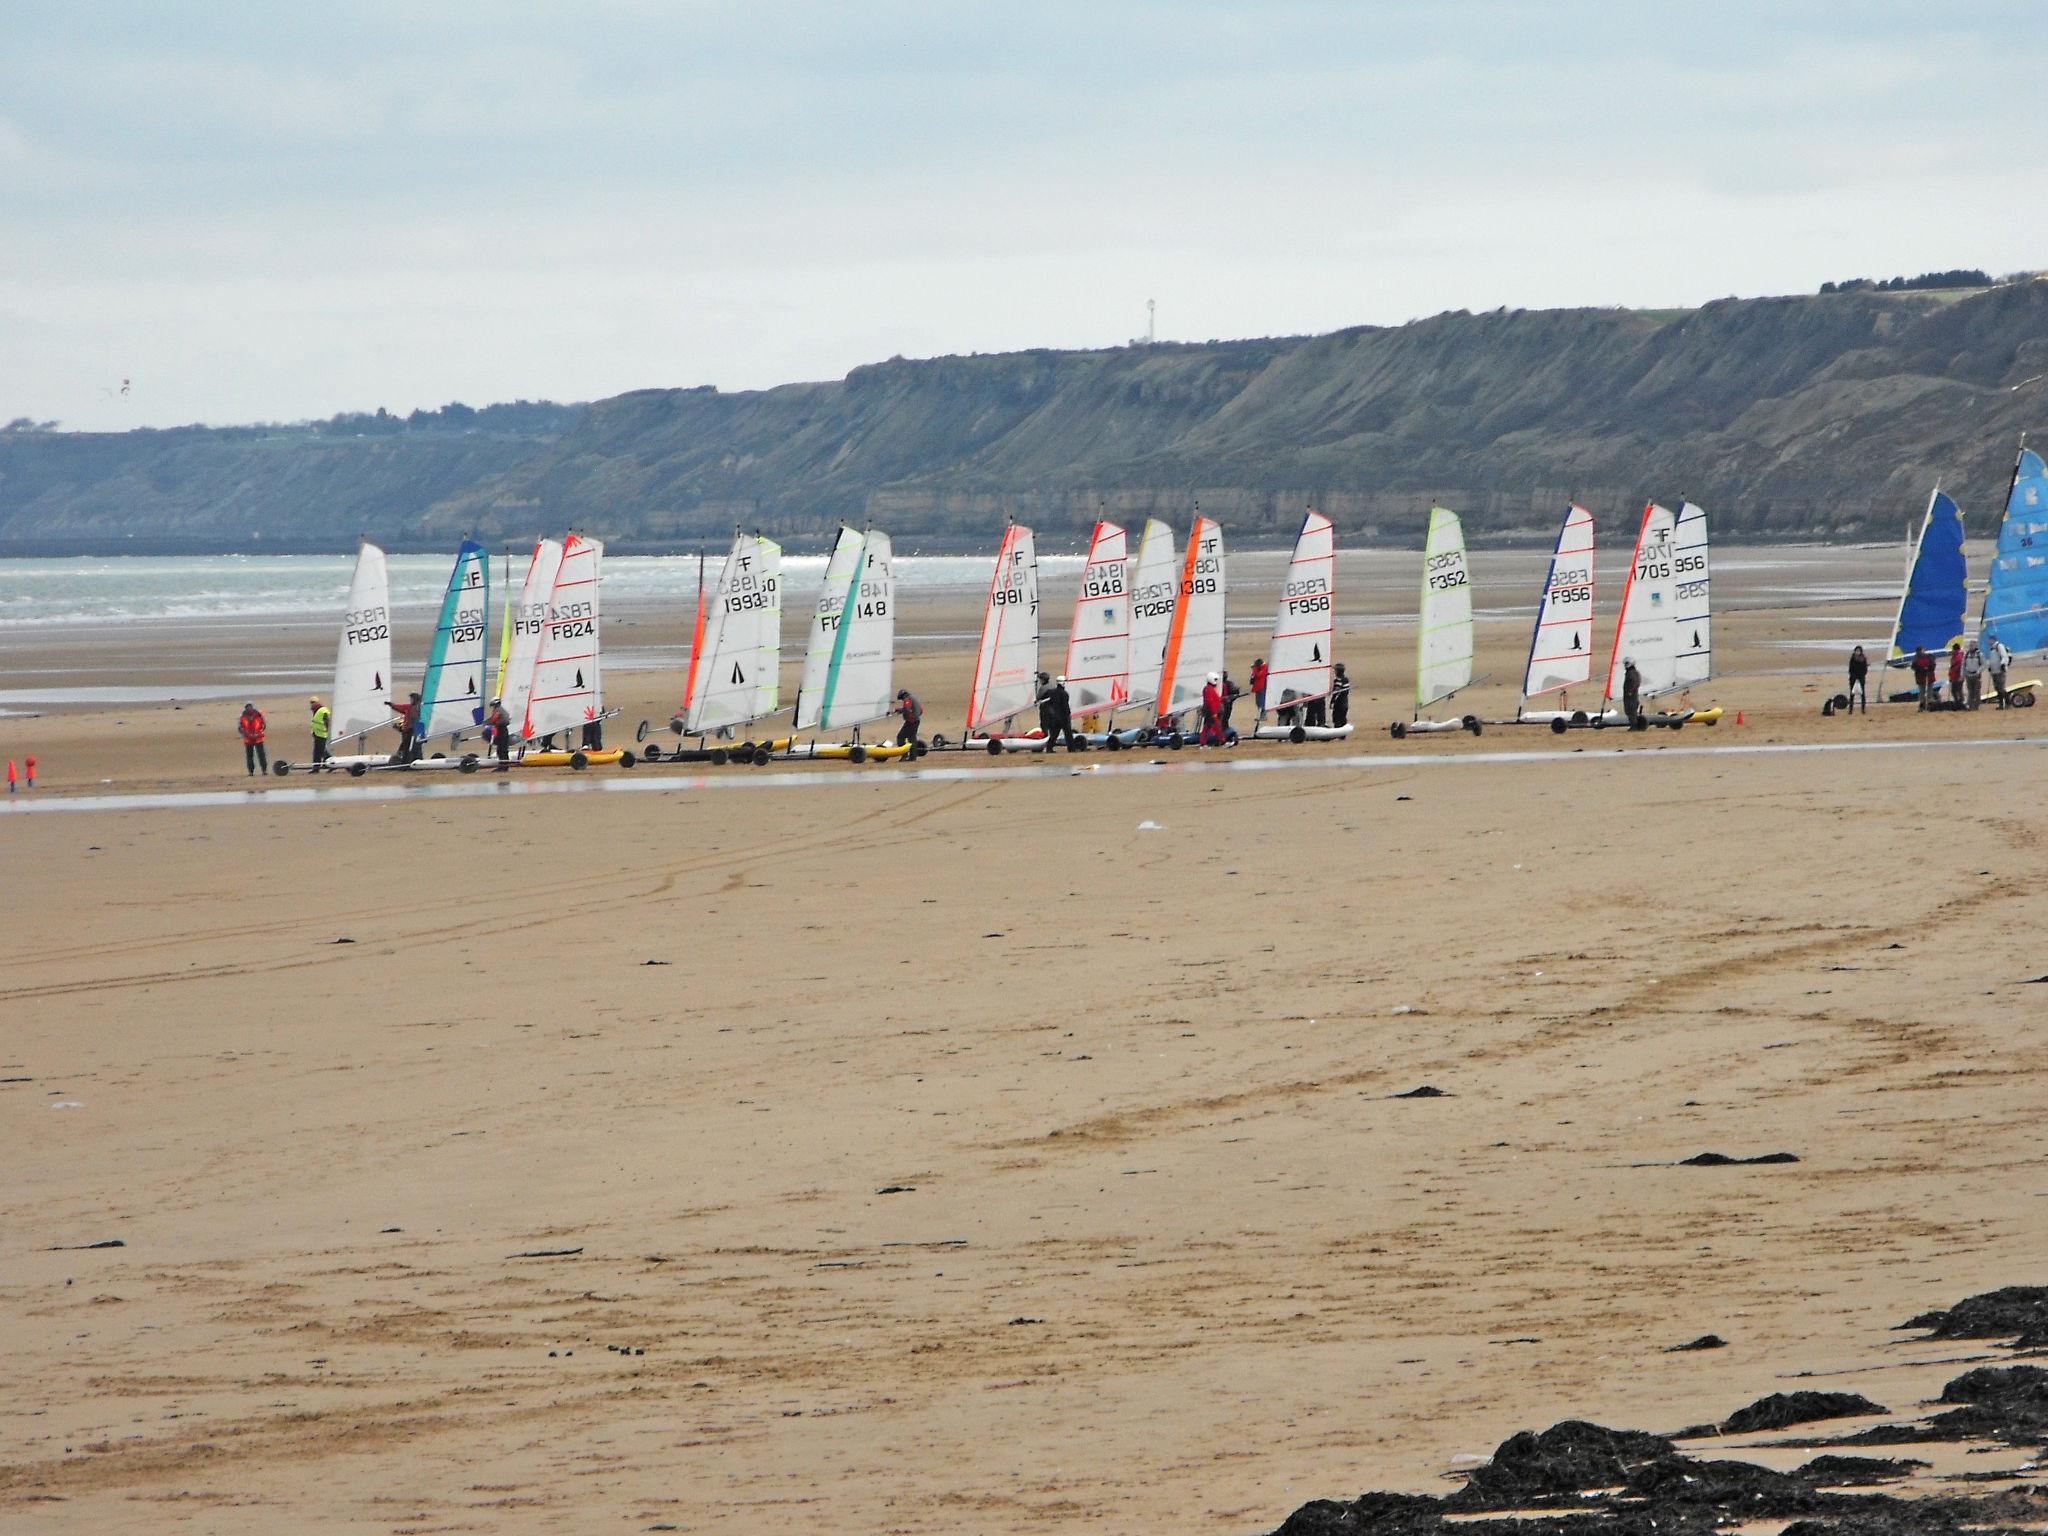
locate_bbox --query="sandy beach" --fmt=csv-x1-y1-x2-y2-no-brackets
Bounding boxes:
3,543,2045,1532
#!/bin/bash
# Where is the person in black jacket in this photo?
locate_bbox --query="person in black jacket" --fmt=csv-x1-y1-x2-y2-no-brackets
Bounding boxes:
1621,659,1644,726
1329,664,1351,728
894,689,923,747
1846,646,1868,713
1043,675,1076,751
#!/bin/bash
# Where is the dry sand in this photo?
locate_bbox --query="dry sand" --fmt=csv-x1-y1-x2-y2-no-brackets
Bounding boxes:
2,544,2045,1532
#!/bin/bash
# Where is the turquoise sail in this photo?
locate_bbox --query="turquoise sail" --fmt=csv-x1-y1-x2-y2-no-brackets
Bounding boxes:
1889,490,1966,661
1980,448,2048,657
420,540,491,738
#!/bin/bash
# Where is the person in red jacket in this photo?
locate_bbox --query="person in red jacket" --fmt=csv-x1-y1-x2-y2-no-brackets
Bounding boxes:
1199,671,1226,746
1947,643,1965,711
237,702,268,776
1911,647,1936,710
1249,656,1269,715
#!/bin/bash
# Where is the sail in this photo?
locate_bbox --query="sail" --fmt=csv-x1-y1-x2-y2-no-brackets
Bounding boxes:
686,534,783,733
1604,502,1680,701
331,541,393,742
795,528,895,730
523,533,603,740
966,524,1040,730
419,540,491,739
1889,488,1967,660
1416,507,1473,709
1521,504,1595,703
501,538,563,730
1124,519,1178,712
1671,501,1711,689
1981,448,2048,656
1158,516,1226,717
1265,509,1335,712
1063,521,1130,715
494,548,514,699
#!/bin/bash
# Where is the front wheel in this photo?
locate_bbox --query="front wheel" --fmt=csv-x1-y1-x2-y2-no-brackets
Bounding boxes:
569,751,589,770
985,738,1004,756
1388,721,1407,739
847,744,867,764
1463,715,1482,736
1550,718,1568,735
1290,725,1307,744
348,762,368,778
619,751,637,767
635,719,651,743
272,761,291,776
458,756,479,774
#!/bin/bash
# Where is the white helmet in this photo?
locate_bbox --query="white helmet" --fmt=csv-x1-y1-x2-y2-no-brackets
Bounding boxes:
1055,674,1066,684
1207,671,1221,685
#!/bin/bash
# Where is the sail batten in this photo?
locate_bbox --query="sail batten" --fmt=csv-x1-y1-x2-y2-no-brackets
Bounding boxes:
1063,521,1131,715
966,524,1040,731
1981,448,2048,657
1521,505,1595,705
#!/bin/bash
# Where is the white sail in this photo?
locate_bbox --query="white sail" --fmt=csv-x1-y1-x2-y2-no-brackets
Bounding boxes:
966,524,1040,730
795,527,895,730
1670,500,1711,689
331,541,393,743
1265,509,1335,713
1416,507,1473,710
501,537,563,731
1063,521,1130,715
1123,518,1178,713
1521,504,1595,704
1160,516,1227,718
523,533,603,740
1604,502,1680,701
686,534,782,733
420,540,491,739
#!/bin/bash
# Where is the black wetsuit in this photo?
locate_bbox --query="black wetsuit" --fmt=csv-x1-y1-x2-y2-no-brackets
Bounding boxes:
1044,682,1075,749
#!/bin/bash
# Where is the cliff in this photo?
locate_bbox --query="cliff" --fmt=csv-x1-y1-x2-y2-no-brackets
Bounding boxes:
5,282,2045,552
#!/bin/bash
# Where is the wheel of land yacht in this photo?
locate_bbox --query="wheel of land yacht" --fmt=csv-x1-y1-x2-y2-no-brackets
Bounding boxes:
911,742,929,758
1590,716,1606,730
348,762,368,778
2019,690,2037,708
1388,721,1407,739
752,746,772,766
1571,710,1589,724
847,745,867,763
635,719,651,743
930,733,950,750
985,738,1003,756
642,743,663,761
1550,718,1569,734
459,755,479,773
569,751,589,770
701,747,722,766
1290,725,1307,743
272,761,291,776
620,751,637,767
1104,734,1122,751
1167,734,1184,750
1668,720,1683,731
1463,715,1482,736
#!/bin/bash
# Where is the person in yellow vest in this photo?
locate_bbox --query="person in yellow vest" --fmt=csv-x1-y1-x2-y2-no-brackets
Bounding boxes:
309,696,331,766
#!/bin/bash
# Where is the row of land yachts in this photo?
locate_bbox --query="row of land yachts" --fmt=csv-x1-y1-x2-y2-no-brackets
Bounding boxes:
281,499,1736,777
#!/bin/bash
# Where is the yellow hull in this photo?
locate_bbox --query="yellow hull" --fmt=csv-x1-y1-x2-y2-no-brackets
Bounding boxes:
781,741,917,762
518,748,633,768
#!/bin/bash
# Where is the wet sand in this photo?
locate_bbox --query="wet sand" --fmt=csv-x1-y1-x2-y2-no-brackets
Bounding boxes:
2,544,2045,1532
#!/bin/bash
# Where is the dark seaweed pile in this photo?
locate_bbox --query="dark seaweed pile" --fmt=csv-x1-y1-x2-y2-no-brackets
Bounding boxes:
1268,1286,2048,1536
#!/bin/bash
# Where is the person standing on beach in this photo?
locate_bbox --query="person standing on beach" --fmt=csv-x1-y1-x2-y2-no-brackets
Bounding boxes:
1621,659,1643,726
1988,635,2013,708
1846,646,1869,713
1912,647,1936,708
309,696,331,766
1249,657,1268,716
484,697,512,768
5,759,13,794
894,689,923,748
1042,675,1076,751
237,702,268,776
23,755,34,790
391,691,422,763
1330,663,1351,728
1947,644,1965,711
1963,641,1984,710
1219,671,1242,732
1200,671,1226,746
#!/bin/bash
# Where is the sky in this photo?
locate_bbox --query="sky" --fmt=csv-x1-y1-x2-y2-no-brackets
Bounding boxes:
3,1,2043,431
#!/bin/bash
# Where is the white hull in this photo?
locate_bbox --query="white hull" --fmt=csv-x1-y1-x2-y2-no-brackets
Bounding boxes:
1251,723,1355,742
1390,714,1482,738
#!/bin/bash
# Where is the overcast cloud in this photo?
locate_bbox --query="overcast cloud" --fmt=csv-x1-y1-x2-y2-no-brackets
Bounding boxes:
3,1,2041,430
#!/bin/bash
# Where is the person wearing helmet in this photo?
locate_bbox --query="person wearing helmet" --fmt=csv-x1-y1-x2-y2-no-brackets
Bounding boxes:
894,688,923,748
1043,673,1076,751
237,701,268,776
308,696,331,766
483,695,512,768
1329,662,1351,728
1199,671,1226,747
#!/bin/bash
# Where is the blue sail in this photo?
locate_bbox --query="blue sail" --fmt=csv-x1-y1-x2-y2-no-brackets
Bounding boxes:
1980,448,2048,657
1889,490,1967,660
420,539,492,738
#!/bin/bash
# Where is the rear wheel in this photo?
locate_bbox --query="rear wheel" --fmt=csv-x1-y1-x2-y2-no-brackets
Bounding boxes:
986,738,1004,756
569,751,589,770
1104,734,1122,751
2020,690,2037,708
1463,715,1482,736
1549,718,1568,734
1388,721,1407,739
847,744,867,763
348,762,368,778
710,748,728,766
272,761,291,776
620,751,637,767
1290,725,1307,743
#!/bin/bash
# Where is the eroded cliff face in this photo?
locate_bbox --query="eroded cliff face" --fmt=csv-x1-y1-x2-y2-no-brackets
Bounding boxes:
7,282,2045,552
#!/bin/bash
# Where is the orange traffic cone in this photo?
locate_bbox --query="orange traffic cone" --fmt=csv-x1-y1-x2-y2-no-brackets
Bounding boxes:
1734,710,1745,726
